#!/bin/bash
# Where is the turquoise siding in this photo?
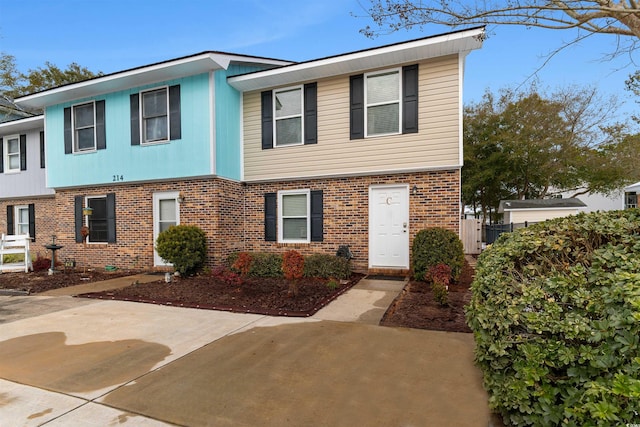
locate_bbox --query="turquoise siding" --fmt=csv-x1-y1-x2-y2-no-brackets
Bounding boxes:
46,74,213,188
214,65,266,180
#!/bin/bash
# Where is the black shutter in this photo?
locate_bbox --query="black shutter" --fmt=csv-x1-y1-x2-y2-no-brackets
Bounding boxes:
96,100,106,150
106,193,116,243
0,138,4,173
6,205,13,235
74,195,84,243
304,83,317,145
169,85,181,140
28,203,35,241
130,93,140,145
64,107,72,154
310,190,323,242
264,192,277,241
350,74,364,140
261,91,273,150
402,64,419,134
40,131,45,168
19,134,27,170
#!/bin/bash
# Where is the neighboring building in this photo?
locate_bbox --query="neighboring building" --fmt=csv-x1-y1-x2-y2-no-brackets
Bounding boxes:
498,198,587,225
14,27,484,273
0,115,57,255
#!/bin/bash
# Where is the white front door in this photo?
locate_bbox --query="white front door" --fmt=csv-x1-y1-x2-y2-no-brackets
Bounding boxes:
369,185,410,268
153,192,180,266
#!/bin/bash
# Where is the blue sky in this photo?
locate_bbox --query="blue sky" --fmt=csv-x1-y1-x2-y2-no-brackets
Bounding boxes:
1,0,638,123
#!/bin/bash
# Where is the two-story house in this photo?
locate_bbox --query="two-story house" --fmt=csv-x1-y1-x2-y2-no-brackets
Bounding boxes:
15,27,484,273
0,115,56,256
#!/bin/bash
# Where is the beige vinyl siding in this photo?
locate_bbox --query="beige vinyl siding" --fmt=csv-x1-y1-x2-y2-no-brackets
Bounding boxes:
508,209,582,224
243,55,461,182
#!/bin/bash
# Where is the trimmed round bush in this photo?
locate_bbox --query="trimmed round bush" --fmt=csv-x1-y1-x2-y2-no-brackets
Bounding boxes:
465,210,640,426
411,227,464,281
155,225,207,276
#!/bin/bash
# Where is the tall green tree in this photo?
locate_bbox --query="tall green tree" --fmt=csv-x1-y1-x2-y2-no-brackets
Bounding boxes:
463,86,639,220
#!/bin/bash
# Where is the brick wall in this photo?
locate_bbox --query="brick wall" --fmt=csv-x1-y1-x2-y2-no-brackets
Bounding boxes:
52,178,244,271
39,170,459,272
0,196,57,257
243,169,460,272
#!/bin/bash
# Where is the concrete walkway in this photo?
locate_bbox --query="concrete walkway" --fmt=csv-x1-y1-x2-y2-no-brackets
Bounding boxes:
0,275,492,426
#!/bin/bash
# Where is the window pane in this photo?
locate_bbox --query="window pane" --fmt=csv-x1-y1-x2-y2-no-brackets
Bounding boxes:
159,221,176,233
74,104,94,128
275,88,301,118
8,139,19,154
367,71,399,104
283,194,307,216
8,154,19,169
88,198,107,243
143,89,167,117
283,218,307,239
18,208,29,223
275,117,301,146
145,116,168,141
76,128,95,150
368,103,399,135
159,199,176,222
18,224,29,235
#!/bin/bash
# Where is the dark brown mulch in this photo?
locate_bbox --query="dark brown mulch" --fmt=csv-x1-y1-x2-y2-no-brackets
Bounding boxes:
0,269,139,294
379,260,475,333
80,274,365,317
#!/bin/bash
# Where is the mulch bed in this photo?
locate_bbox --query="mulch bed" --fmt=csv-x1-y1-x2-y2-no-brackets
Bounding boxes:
79,273,365,317
379,260,475,333
0,269,140,294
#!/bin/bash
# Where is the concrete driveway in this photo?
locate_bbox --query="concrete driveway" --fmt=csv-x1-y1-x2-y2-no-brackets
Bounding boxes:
0,279,491,426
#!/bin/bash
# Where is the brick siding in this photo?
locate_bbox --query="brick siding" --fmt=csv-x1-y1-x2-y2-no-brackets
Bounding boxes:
0,196,57,258
21,169,459,272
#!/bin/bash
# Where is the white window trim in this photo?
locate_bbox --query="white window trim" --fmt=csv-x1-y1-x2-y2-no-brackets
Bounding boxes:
364,67,402,138
278,189,310,243
140,86,170,145
72,101,97,154
273,85,304,148
3,134,20,173
153,191,181,266
14,205,29,236
84,195,108,245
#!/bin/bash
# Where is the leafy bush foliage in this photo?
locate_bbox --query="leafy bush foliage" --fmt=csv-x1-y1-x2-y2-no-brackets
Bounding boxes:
155,225,207,276
32,255,52,272
304,254,351,279
232,252,252,278
427,263,451,306
227,252,283,278
211,265,242,287
412,227,464,281
283,250,304,297
466,210,640,426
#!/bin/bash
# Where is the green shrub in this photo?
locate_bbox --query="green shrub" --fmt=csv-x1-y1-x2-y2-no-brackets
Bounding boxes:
304,254,351,279
432,282,449,306
465,210,640,426
412,227,464,281
155,225,207,276
227,252,283,278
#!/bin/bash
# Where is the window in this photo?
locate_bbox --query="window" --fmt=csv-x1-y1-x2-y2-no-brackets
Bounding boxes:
73,102,97,152
350,64,418,139
15,206,29,235
4,135,20,172
142,88,169,143
261,83,317,149
6,203,35,240
279,190,310,242
130,85,181,145
626,192,637,209
74,194,116,243
265,190,323,243
365,69,400,136
86,196,107,243
64,101,105,154
274,87,303,146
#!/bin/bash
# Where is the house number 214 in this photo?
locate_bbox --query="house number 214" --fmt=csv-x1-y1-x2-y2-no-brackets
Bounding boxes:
113,175,124,182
